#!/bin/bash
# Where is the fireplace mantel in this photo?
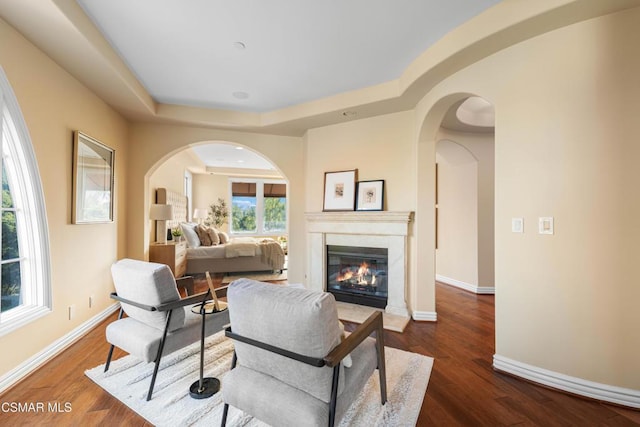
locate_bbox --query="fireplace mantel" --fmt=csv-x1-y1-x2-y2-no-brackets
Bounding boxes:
305,211,413,318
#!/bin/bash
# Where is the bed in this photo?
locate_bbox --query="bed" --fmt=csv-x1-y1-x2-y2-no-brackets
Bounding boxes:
156,188,286,275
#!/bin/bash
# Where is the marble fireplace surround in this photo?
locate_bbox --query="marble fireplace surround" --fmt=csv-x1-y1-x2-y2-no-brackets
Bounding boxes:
305,211,414,318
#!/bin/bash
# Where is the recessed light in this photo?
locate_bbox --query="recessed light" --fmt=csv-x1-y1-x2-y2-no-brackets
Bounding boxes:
237,160,245,163
235,147,244,150
233,41,246,50
233,91,249,100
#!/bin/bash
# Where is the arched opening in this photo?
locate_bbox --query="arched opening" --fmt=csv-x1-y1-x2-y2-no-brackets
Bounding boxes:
415,93,494,319
145,140,289,277
435,96,495,294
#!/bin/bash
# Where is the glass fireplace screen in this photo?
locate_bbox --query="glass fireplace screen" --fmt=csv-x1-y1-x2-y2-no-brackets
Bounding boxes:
326,245,388,308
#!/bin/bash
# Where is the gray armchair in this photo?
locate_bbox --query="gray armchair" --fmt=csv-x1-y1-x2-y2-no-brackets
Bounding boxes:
105,258,230,400
221,279,386,427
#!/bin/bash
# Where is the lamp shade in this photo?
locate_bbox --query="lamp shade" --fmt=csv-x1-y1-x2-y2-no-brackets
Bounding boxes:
150,204,173,220
193,208,208,220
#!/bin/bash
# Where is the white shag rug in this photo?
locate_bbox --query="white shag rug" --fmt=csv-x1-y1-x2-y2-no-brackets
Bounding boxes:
86,332,433,426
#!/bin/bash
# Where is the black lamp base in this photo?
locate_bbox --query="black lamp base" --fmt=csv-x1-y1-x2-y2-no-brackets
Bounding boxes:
189,377,220,399
167,228,173,241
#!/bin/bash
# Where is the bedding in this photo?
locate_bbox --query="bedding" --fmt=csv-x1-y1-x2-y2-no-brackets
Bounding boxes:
184,234,285,274
155,188,285,275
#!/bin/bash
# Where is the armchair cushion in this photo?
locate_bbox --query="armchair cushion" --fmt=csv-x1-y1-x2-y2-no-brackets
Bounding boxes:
110,259,185,332
227,279,344,403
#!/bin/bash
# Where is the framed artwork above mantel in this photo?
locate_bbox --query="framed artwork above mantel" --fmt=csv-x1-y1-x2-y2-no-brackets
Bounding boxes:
323,169,357,211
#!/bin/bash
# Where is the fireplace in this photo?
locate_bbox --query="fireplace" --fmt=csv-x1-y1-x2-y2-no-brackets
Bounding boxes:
326,245,388,309
306,211,413,318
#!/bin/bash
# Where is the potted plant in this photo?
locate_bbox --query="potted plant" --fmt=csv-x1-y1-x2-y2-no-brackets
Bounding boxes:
206,198,229,229
171,226,183,242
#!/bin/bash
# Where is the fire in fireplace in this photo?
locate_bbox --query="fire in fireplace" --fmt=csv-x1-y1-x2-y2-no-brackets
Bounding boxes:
326,245,388,309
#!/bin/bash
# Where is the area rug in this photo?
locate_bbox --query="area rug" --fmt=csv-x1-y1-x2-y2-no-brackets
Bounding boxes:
221,270,287,284
86,332,433,426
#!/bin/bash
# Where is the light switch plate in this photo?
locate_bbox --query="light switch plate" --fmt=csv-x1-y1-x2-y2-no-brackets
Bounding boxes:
511,218,524,233
539,217,554,235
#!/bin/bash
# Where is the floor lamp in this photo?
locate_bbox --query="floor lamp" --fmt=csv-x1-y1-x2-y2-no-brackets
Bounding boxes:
150,204,173,244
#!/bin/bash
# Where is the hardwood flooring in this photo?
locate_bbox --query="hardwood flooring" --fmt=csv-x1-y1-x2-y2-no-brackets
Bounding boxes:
1,277,638,426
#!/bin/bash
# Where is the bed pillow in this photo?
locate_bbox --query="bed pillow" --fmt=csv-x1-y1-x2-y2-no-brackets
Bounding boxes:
218,230,229,244
180,222,201,248
196,224,213,246
207,227,220,245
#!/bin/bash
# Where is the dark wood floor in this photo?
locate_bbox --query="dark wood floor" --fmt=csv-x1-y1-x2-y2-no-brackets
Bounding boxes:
1,278,638,426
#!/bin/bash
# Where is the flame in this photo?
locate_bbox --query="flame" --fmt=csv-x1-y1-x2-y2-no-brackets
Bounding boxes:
337,261,377,285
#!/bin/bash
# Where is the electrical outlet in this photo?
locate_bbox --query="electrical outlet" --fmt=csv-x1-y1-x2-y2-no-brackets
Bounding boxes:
68,305,75,320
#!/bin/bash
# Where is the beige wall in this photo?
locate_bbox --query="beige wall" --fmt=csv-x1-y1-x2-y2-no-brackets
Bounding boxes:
416,8,640,389
436,140,479,286
192,173,230,232
304,110,417,304
0,18,128,376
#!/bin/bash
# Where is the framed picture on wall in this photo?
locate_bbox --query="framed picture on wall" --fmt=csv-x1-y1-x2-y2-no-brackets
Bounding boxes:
323,169,357,211
72,131,115,224
356,179,384,211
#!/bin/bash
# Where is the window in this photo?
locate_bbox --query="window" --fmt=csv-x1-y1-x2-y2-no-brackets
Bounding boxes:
230,180,287,235
0,67,51,336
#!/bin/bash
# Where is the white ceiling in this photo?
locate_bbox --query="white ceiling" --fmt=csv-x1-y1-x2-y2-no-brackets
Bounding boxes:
77,0,502,113
192,143,275,170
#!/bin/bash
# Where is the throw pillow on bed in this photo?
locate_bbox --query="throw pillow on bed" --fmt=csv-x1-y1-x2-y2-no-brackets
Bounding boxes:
196,224,212,246
218,230,229,244
207,227,220,245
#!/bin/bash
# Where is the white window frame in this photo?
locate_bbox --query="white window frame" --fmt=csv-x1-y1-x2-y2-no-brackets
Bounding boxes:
0,67,52,336
228,178,288,236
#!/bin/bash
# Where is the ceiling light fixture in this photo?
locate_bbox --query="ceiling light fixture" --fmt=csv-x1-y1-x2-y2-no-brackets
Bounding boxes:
232,91,249,100
235,146,244,150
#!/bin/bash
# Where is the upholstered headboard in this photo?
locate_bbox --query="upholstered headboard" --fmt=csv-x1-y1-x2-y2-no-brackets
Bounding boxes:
156,188,188,230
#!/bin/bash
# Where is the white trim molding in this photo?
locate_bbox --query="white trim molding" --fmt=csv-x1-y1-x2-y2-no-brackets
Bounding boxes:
436,274,495,294
493,354,640,409
412,310,437,322
0,303,119,395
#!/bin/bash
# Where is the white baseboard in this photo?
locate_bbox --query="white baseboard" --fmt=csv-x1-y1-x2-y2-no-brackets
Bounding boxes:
412,310,437,322
493,354,640,409
0,303,119,395
436,274,495,294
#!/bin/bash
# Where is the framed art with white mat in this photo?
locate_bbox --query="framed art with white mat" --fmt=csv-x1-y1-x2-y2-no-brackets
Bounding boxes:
356,179,384,211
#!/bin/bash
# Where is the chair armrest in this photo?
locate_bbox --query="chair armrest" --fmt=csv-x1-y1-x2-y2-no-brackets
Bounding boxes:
225,327,326,367
109,292,157,311
323,311,383,368
176,276,195,296
110,291,211,312
156,291,210,312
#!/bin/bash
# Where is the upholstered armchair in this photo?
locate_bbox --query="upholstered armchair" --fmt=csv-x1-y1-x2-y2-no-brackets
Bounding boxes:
105,258,230,400
221,279,386,427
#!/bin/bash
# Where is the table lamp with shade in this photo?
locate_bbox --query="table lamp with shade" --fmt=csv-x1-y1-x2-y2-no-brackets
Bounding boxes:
193,208,208,224
150,204,173,244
